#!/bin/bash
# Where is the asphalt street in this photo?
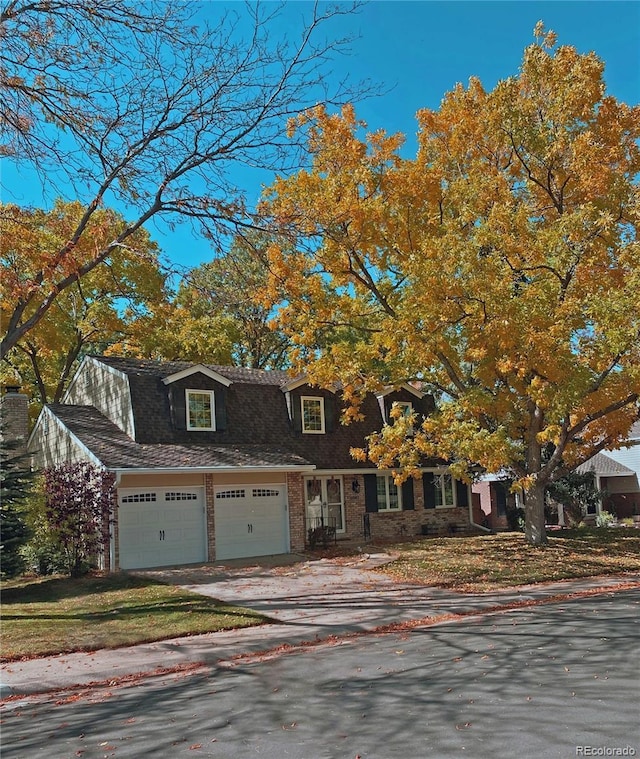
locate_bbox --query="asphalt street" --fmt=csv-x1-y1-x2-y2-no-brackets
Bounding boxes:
2,588,639,759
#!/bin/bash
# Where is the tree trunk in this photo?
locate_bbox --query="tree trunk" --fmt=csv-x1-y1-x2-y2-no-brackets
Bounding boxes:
523,479,548,546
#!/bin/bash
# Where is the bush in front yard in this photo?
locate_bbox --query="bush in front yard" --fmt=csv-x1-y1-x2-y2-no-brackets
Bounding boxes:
43,463,115,577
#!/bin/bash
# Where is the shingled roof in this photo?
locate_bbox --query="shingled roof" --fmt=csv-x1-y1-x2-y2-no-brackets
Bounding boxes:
49,404,313,471
94,355,293,386
576,452,635,477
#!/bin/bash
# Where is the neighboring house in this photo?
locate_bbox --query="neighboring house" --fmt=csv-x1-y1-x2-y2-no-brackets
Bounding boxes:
576,421,640,520
472,475,517,531
28,356,475,571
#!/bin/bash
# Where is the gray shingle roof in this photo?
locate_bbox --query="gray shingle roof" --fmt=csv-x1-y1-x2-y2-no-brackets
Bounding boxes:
576,452,635,477
94,355,292,386
50,404,313,471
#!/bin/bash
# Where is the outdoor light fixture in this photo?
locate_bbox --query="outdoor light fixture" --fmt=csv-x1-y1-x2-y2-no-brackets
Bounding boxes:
352,478,360,493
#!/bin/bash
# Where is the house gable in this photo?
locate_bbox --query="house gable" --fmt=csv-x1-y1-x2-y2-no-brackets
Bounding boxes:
162,364,233,388
63,356,136,439
29,405,103,470
376,385,435,426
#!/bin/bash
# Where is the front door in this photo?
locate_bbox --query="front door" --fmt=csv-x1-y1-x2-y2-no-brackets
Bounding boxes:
304,476,345,533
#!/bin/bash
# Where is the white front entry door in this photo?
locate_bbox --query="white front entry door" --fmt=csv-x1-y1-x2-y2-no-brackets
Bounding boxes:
118,488,207,570
214,484,289,560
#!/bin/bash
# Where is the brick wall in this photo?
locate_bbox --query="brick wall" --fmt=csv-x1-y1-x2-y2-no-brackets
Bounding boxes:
205,474,216,560
349,475,473,542
1,390,29,457
286,472,306,552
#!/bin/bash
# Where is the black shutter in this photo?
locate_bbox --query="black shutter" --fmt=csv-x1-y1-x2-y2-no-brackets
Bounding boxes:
215,388,227,431
364,474,378,513
455,478,469,508
422,472,436,509
291,393,302,433
170,387,187,430
401,478,415,510
325,395,336,433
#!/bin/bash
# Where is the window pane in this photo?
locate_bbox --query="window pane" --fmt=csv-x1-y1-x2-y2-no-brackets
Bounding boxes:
376,475,400,511
302,398,323,431
188,392,212,429
327,477,341,503
434,473,454,507
443,474,454,506
376,476,388,510
388,478,399,510
434,475,444,507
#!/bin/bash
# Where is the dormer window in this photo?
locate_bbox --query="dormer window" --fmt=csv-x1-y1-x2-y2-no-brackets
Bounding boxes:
301,396,325,434
391,401,414,434
186,389,215,431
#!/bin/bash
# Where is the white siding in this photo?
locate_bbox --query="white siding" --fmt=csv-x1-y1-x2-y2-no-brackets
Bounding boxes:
64,357,135,437
29,408,101,470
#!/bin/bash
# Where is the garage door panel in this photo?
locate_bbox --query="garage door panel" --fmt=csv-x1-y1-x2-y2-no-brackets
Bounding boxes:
118,488,207,570
214,484,288,561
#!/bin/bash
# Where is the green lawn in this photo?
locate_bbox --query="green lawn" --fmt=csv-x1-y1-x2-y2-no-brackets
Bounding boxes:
377,528,640,591
0,573,268,662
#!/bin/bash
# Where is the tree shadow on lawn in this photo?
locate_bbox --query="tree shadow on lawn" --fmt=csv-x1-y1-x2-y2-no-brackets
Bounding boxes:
1,573,175,604
0,598,268,622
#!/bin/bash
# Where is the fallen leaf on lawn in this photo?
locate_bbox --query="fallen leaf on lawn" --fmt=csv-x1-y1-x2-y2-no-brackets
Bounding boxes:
282,723,297,731
456,723,472,730
189,744,202,750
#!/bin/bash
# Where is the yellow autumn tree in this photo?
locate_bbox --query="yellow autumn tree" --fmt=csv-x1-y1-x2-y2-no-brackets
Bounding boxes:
262,26,640,545
1,200,166,410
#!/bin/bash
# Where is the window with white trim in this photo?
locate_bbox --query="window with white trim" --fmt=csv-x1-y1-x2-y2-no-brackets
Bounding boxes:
186,389,215,431
376,475,401,511
215,489,246,499
301,396,325,434
434,473,455,508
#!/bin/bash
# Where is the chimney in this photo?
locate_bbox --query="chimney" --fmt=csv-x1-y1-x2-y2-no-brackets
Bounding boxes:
1,386,30,457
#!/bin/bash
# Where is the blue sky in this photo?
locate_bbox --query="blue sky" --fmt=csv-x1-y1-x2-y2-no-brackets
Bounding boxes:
3,1,639,271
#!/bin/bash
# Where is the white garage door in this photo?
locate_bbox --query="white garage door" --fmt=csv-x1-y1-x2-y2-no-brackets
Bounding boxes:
214,484,288,560
118,488,207,570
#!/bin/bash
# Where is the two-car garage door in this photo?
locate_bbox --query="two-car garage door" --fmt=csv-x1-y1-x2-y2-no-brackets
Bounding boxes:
118,484,289,569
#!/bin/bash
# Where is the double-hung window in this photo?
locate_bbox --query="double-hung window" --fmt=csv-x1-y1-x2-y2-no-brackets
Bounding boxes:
393,401,414,433
376,475,401,511
301,396,325,434
434,473,455,508
186,389,215,431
